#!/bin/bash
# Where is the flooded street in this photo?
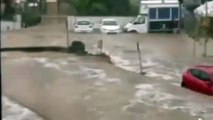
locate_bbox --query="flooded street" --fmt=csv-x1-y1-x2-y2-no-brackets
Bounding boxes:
2,96,44,120
1,25,213,120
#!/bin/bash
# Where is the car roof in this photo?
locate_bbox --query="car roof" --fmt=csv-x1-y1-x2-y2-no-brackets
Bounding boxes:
193,65,213,74
102,19,117,21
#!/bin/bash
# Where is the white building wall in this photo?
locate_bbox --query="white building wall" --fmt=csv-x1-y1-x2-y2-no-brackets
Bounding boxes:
1,15,22,32
46,0,57,2
67,16,134,31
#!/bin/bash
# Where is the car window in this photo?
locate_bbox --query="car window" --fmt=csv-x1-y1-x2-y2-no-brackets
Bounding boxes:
130,17,137,23
103,21,117,26
138,17,145,24
133,16,145,25
199,71,211,81
190,69,211,81
190,69,200,78
77,21,90,25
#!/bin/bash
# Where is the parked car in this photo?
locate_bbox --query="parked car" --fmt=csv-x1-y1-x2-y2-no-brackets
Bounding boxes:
181,65,213,95
74,19,93,33
100,19,121,34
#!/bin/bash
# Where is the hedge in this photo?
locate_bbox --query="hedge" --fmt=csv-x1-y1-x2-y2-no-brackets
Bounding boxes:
21,11,41,27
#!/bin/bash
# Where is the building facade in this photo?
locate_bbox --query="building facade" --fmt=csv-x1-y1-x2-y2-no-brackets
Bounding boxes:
46,0,58,15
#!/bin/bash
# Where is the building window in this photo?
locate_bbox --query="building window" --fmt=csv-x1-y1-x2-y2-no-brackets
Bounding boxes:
149,8,157,19
158,8,170,19
172,8,179,19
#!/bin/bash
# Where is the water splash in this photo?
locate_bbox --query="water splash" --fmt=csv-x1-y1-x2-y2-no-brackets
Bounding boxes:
2,96,44,120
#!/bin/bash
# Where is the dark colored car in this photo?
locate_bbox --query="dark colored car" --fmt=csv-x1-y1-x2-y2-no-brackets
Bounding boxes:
181,65,213,95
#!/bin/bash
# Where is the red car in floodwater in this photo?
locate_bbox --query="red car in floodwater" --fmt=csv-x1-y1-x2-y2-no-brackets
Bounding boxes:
181,65,213,95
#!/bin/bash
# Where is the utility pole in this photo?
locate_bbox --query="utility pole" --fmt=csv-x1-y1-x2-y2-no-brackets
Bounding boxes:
66,18,69,47
136,42,146,75
97,40,103,54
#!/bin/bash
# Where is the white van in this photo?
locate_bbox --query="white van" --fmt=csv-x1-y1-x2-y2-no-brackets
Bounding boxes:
124,0,180,33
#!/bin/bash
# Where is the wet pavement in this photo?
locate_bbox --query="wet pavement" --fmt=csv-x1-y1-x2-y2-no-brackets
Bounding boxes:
1,24,213,120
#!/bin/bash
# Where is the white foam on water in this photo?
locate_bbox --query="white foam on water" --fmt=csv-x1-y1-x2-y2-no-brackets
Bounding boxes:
83,95,92,100
106,78,120,83
94,47,176,80
13,57,31,63
111,56,131,66
171,82,181,87
12,57,79,76
122,84,181,112
44,62,60,70
2,96,44,120
143,58,159,68
42,61,79,75
67,57,79,62
145,72,174,80
62,69,79,75
34,58,48,63
134,84,181,109
58,61,68,65
79,66,120,83
122,99,138,112
94,82,104,86
145,72,160,77
81,67,106,79
135,84,154,91
109,55,138,72
61,61,68,65
183,102,213,120
134,84,213,120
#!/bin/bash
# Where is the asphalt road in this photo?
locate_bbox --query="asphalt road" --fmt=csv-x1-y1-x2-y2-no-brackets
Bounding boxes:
1,24,213,120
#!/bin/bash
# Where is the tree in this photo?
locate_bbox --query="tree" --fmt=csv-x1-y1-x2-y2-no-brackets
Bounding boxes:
2,0,15,20
108,0,130,16
67,0,132,16
182,0,213,57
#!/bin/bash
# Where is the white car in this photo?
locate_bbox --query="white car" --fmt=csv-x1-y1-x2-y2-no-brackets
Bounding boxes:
74,19,93,33
100,19,121,34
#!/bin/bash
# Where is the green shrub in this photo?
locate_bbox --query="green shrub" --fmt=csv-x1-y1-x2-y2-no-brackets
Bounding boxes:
208,18,213,38
22,11,41,27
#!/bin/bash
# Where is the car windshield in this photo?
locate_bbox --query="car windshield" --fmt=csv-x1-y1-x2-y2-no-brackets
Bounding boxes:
103,21,117,26
130,17,137,23
77,21,90,25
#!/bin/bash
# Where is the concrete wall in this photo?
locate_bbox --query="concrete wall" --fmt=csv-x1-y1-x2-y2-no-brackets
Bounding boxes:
67,16,135,31
1,15,22,32
41,16,135,31
41,15,67,24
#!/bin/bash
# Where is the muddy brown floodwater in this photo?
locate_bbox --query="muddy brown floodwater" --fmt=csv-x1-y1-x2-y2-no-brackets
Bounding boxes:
2,24,213,120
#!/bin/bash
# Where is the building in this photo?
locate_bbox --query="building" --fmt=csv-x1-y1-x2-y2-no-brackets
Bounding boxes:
1,1,5,15
46,0,59,15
